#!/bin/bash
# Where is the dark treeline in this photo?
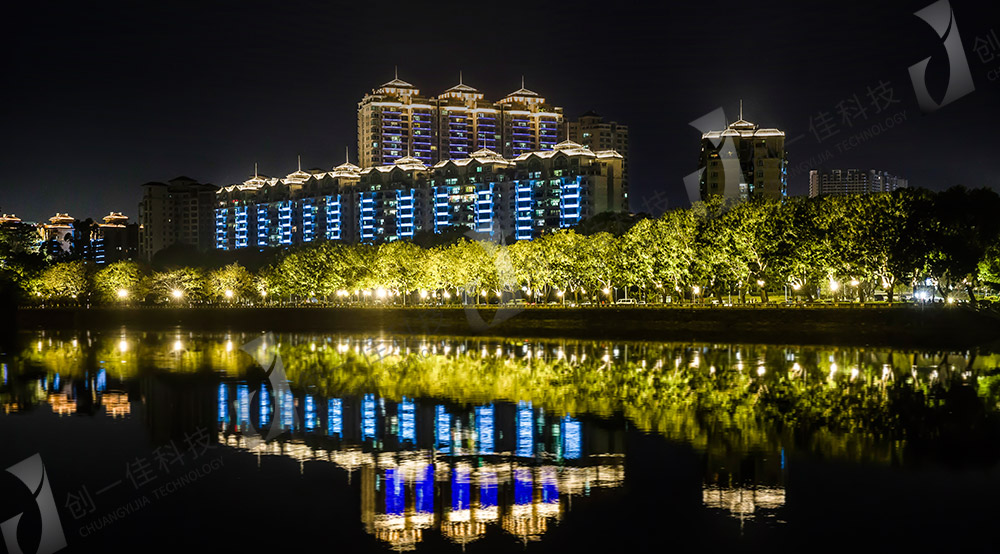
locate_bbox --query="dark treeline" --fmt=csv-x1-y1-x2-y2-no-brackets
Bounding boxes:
4,187,1000,307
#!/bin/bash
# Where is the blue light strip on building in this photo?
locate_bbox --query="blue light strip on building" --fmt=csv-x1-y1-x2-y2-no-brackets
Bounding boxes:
435,405,451,452
515,181,534,240
516,401,534,458
237,384,249,428
416,464,434,514
304,395,316,431
434,188,450,232
235,206,248,248
385,468,404,516
560,176,582,228
215,209,228,250
328,398,342,437
362,393,376,441
301,199,315,243
325,195,341,240
359,193,376,242
217,383,228,423
452,466,470,511
399,397,416,444
278,202,293,245
395,190,415,239
476,404,494,455
514,468,532,506
562,415,582,460
281,388,294,430
256,205,269,247
475,183,494,234
259,383,271,427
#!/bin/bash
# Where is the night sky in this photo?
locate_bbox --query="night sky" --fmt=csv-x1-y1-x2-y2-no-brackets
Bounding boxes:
2,0,998,223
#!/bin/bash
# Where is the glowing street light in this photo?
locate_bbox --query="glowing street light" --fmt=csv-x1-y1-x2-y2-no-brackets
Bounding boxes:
829,280,840,292
756,279,765,287
224,289,234,299
849,278,860,287
171,289,183,300
602,287,611,295
116,288,129,299
375,288,387,299
692,286,701,295
791,283,801,291
419,290,428,299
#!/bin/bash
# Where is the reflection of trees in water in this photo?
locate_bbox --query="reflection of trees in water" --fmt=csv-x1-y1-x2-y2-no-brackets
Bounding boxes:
7,330,1000,465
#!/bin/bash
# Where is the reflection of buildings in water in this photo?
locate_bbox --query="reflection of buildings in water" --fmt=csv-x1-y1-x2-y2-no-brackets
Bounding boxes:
702,485,785,521
702,449,786,523
217,387,625,550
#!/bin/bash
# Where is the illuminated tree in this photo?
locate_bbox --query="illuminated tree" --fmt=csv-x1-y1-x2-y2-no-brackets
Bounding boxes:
35,260,89,301
207,263,253,302
149,268,206,303
93,260,145,303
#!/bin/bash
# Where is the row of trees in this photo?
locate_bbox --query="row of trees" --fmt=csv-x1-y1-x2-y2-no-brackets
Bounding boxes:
9,187,1000,306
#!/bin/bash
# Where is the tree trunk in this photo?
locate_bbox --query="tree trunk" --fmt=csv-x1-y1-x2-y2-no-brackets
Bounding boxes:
887,287,895,304
966,284,978,307
759,286,769,303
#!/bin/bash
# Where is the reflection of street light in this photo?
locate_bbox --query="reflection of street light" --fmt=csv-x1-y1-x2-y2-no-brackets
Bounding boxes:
117,288,129,299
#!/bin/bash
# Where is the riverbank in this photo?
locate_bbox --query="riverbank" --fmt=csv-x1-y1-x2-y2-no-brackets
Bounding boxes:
14,305,1000,348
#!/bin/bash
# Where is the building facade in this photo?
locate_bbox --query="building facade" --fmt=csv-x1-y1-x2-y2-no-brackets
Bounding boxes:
699,116,787,201
88,212,139,265
567,111,629,208
138,176,218,260
357,74,564,169
808,169,908,197
215,141,624,249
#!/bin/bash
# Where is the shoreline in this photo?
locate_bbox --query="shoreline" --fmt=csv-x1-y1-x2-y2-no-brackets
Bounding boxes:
13,305,1000,349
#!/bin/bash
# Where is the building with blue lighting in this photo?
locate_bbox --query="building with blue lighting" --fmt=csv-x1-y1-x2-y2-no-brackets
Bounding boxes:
214,141,624,249
357,73,564,168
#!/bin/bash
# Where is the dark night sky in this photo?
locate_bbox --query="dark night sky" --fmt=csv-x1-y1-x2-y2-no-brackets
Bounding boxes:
1,0,998,222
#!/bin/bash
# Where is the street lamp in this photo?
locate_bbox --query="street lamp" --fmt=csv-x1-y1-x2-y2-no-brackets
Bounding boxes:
171,289,183,300
117,288,128,300
224,289,234,299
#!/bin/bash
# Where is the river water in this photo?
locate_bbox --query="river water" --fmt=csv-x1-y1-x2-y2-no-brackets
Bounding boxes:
3,329,1000,552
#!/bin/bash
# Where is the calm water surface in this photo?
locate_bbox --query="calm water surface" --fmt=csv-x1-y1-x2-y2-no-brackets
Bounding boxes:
3,329,1000,552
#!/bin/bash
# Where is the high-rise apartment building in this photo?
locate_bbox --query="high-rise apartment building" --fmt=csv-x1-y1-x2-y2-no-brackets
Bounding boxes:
357,74,564,168
699,114,787,201
138,176,218,259
808,169,908,197
215,141,624,248
567,111,629,208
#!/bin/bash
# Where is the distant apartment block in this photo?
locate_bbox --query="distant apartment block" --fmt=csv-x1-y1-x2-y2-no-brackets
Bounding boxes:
808,169,908,197
567,111,629,208
357,73,564,168
138,176,218,259
214,141,625,249
699,113,787,201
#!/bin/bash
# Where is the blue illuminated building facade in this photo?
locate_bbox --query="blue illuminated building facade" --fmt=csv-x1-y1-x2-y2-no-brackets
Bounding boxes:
215,141,624,249
357,73,565,168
